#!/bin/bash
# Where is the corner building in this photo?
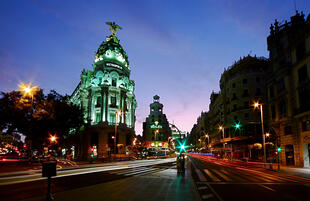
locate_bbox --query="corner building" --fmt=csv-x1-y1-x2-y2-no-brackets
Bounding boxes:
71,32,137,159
219,56,269,159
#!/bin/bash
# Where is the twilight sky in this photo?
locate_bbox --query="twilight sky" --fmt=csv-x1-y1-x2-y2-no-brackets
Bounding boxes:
1,0,310,135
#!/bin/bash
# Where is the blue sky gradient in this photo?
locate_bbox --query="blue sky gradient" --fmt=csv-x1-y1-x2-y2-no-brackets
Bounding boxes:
1,0,310,134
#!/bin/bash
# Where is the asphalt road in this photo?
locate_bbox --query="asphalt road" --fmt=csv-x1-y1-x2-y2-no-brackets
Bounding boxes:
189,154,310,201
0,158,199,201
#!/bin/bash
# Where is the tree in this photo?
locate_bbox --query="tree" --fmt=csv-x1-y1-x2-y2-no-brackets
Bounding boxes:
0,89,84,150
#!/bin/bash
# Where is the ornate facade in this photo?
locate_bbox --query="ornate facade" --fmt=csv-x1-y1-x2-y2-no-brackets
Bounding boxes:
71,24,137,159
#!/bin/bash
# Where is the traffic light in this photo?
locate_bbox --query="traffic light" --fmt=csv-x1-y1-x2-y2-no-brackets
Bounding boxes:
176,139,189,153
275,151,278,155
234,122,241,130
277,147,282,152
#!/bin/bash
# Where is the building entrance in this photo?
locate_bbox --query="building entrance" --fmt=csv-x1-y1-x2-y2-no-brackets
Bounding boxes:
285,145,295,166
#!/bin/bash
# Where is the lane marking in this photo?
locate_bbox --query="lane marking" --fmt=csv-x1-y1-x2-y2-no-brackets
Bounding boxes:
213,169,232,181
198,186,208,190
201,194,214,199
113,167,151,175
196,169,208,182
124,168,157,176
259,184,276,192
204,169,221,182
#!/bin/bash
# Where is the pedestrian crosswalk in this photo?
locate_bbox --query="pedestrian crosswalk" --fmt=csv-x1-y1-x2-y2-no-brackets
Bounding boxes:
107,166,164,177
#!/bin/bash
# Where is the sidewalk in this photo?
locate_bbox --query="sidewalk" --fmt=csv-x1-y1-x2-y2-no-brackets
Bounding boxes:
278,166,310,179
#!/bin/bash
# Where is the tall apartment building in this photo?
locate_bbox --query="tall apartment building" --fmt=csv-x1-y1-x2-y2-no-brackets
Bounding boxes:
267,11,310,167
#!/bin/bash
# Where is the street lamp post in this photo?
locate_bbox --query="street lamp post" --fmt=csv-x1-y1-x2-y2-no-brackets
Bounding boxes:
266,132,281,171
205,134,209,145
219,126,225,156
254,102,266,163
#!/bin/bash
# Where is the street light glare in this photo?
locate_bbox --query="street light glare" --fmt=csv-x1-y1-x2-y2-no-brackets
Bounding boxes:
254,102,259,109
19,83,38,97
49,134,57,143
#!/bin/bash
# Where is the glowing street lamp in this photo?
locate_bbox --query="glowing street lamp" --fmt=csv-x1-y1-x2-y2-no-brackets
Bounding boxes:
49,134,58,144
253,101,266,163
19,83,38,102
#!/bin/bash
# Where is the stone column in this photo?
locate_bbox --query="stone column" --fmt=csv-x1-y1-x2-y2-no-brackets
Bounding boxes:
100,87,104,122
88,89,92,122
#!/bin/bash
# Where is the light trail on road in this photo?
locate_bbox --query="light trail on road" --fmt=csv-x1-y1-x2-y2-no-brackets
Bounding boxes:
0,158,176,185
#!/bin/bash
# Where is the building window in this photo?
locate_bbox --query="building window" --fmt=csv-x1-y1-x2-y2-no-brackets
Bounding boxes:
232,83,236,88
279,99,287,118
296,42,305,61
244,101,249,109
242,89,249,97
298,84,310,111
302,120,310,131
233,104,237,111
242,79,248,84
232,93,237,100
110,96,116,106
271,105,276,120
269,86,274,98
95,112,101,123
110,115,115,124
298,65,308,83
112,78,117,87
284,125,292,135
277,78,285,93
96,96,102,107
256,77,260,83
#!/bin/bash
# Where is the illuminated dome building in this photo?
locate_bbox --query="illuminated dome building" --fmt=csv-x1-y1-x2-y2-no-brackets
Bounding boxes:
70,23,137,159
142,95,171,148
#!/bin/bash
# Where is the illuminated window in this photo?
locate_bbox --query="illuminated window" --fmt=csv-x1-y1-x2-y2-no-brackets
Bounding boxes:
302,120,310,131
95,112,101,123
111,96,116,106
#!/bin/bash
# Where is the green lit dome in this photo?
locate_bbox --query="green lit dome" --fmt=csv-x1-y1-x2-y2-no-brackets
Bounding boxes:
95,35,129,68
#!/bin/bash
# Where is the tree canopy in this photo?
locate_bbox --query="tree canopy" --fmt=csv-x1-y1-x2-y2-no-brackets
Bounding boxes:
0,89,85,149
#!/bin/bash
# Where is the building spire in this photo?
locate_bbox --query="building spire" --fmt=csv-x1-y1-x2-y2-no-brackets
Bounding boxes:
106,22,122,36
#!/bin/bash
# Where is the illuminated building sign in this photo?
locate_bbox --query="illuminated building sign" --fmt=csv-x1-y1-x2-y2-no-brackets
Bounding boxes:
106,62,123,70
150,124,162,129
